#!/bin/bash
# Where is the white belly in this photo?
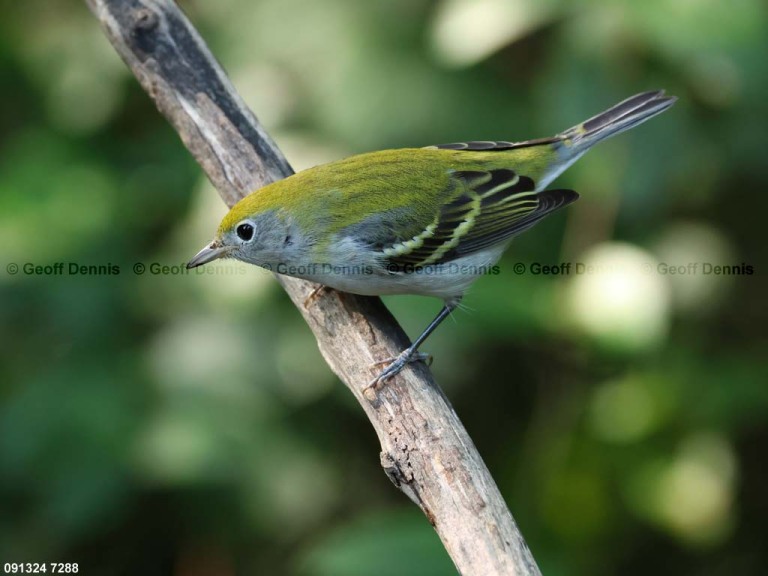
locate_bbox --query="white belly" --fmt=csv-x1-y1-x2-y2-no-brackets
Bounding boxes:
289,245,506,301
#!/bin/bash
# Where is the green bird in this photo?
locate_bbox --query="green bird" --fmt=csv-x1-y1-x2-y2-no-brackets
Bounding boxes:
188,90,676,387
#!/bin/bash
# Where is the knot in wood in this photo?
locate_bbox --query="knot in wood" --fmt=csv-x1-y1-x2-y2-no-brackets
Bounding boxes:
132,7,158,32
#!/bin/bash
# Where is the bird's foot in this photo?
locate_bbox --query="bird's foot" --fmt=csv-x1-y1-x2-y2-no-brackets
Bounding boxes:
303,284,328,309
363,349,432,394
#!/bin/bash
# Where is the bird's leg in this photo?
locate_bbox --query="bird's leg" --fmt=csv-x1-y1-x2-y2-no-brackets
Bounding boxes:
303,284,328,309
365,297,461,392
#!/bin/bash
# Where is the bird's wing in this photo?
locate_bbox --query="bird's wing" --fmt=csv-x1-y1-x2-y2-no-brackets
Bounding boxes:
376,168,578,269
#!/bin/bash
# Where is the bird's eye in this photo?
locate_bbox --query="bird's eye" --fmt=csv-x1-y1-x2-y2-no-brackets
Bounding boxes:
236,222,254,241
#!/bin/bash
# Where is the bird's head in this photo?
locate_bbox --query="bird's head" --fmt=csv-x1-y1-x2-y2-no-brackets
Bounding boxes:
187,192,301,271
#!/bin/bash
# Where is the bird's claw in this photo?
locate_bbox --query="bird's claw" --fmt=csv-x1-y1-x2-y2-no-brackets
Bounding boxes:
363,350,432,394
303,284,328,308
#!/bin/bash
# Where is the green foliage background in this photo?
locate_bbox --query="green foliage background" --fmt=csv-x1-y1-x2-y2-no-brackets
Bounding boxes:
1,0,766,574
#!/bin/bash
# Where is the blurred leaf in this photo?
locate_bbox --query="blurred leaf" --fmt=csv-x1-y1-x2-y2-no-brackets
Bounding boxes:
298,510,457,576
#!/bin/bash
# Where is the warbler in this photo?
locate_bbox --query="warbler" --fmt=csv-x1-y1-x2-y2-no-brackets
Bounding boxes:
188,90,676,386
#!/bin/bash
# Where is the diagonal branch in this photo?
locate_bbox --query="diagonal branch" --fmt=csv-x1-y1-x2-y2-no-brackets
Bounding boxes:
84,1,541,574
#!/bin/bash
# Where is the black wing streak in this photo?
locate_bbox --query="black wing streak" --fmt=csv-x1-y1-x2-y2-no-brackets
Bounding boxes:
433,138,560,152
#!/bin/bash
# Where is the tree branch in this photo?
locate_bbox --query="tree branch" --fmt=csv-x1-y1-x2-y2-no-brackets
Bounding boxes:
84,1,541,574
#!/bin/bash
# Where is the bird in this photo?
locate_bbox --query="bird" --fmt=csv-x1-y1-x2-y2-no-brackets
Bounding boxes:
187,90,676,388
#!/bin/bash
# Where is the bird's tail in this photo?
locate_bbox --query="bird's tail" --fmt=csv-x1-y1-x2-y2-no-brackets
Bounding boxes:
559,90,677,152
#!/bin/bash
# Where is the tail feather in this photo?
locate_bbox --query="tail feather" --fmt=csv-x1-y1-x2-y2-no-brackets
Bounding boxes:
561,90,677,150
430,90,675,192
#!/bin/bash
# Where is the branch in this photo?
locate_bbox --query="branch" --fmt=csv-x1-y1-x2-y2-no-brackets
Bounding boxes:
84,1,541,574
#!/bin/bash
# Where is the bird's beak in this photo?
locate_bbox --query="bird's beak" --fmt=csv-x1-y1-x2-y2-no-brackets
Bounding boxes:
186,240,233,269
